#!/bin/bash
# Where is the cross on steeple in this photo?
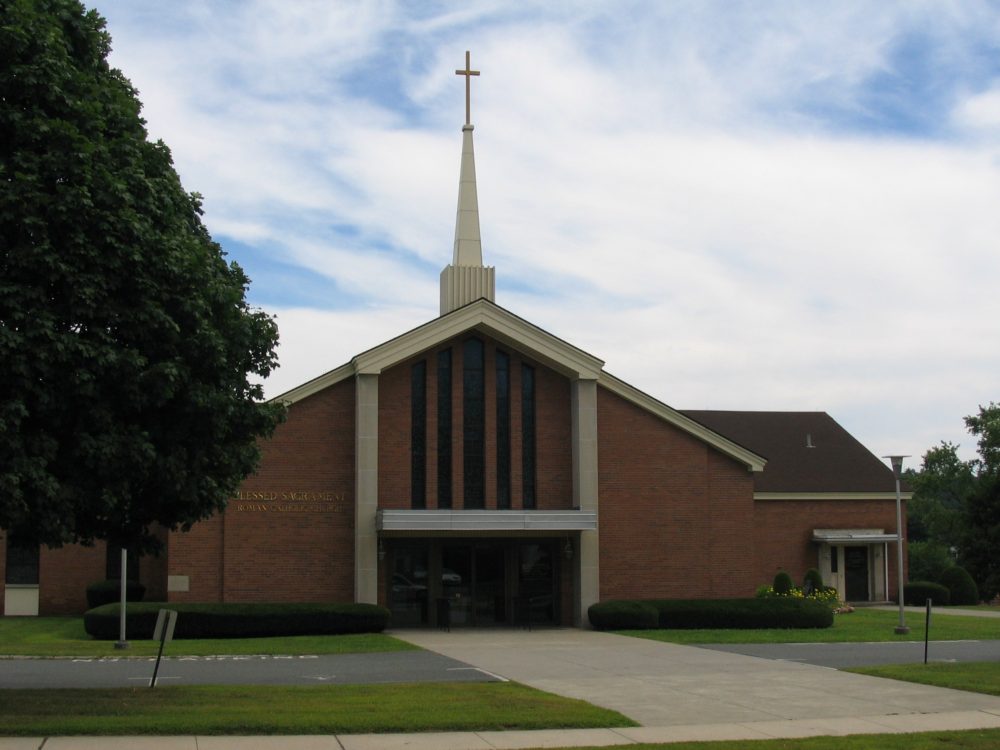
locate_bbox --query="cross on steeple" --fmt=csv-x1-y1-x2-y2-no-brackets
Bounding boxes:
455,50,480,126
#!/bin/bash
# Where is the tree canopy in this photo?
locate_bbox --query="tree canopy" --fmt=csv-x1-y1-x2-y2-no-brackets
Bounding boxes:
908,403,1000,599
1,0,283,553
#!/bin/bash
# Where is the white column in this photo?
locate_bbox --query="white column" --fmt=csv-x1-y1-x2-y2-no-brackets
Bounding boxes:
355,373,379,604
572,378,599,627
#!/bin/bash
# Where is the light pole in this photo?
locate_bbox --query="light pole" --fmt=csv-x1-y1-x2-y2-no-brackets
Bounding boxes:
884,455,910,634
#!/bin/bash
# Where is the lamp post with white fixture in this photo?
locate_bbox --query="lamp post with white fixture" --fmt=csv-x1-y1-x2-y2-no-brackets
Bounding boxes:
884,455,910,634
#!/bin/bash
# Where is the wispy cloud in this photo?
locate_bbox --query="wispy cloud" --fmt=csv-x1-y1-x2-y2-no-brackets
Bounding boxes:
93,0,1000,463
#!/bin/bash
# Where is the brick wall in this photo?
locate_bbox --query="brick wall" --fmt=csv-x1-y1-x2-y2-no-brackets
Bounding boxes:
753,498,906,592
168,378,356,604
597,386,757,601
2,532,169,615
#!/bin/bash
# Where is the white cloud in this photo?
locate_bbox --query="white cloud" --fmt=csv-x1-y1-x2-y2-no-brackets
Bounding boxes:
91,0,1000,464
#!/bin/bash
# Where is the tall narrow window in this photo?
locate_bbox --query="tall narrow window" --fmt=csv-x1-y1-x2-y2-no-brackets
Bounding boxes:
496,350,511,509
437,349,452,508
411,360,427,508
521,363,536,509
463,338,485,508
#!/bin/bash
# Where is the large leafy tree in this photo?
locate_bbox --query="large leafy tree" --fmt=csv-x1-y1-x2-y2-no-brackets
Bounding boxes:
0,0,283,554
960,403,1000,599
908,404,1000,599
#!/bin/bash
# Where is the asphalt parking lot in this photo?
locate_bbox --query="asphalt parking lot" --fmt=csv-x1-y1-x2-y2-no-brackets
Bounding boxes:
0,650,504,689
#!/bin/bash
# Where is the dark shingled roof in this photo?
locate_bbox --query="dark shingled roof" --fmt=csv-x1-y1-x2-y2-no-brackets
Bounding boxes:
680,411,896,494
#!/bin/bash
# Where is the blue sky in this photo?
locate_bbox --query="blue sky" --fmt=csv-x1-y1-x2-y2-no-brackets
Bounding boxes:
91,0,1000,468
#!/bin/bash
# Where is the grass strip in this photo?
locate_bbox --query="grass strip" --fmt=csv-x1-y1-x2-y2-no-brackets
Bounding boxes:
847,661,1000,696
618,608,1000,644
0,682,635,736
0,617,416,657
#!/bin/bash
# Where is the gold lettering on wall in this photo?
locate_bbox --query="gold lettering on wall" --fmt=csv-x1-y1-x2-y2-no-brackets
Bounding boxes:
231,491,346,513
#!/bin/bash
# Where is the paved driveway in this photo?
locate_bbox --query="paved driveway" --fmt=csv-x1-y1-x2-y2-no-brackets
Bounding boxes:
395,628,1000,727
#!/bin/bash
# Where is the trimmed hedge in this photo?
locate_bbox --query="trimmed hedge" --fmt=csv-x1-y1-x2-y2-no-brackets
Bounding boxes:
939,566,979,606
589,598,833,630
84,602,390,640
587,600,659,630
904,581,950,606
86,579,146,609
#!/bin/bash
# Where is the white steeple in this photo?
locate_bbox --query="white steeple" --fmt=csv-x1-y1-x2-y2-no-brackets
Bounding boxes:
440,51,495,315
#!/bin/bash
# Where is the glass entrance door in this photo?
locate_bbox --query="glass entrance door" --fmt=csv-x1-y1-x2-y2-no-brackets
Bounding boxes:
387,538,561,627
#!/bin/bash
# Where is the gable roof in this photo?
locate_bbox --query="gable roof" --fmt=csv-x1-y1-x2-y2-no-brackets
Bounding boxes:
681,410,897,494
271,299,765,471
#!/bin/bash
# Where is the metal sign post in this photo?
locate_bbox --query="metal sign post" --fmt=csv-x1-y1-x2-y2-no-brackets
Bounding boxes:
150,609,178,688
924,598,932,665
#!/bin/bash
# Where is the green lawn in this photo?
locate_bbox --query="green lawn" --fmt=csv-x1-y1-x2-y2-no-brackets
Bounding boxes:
0,616,416,657
0,682,635,736
848,661,1000,696
619,608,1000,644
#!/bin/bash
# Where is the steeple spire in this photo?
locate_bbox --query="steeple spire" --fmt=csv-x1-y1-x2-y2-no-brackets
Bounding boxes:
440,50,495,315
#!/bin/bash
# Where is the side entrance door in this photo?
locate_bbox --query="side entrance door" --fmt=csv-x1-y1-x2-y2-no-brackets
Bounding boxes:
844,546,870,601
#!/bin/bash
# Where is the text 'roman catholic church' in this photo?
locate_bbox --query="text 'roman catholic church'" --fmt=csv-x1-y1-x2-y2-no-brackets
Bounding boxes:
1,53,909,622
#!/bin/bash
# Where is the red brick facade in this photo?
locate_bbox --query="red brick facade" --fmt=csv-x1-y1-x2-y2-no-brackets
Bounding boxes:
3,324,904,619
167,378,356,604
753,498,906,593
597,386,757,600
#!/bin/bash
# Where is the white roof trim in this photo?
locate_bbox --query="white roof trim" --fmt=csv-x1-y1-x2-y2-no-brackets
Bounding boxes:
598,372,767,472
270,362,354,406
354,300,604,378
267,303,767,473
756,492,912,501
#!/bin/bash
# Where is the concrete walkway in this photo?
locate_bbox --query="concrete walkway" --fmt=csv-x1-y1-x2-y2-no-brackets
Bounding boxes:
395,628,1000,727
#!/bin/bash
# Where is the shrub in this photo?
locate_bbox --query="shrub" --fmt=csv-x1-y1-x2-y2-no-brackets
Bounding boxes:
588,600,659,630
773,571,794,595
83,602,390,640
908,541,954,583
589,598,832,630
939,566,979,606
904,581,950,606
803,568,824,593
85,579,146,609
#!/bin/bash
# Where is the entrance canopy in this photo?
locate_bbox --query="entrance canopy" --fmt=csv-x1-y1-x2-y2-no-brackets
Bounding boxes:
377,509,597,532
812,528,898,544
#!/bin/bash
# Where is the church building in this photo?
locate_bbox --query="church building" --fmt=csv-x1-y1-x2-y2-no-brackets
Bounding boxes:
1,56,909,623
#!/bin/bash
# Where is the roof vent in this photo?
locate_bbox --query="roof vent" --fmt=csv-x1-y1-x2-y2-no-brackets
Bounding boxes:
806,433,815,448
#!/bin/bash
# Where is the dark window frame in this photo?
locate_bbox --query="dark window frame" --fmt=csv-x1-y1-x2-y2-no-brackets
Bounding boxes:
437,348,453,509
463,338,485,508
411,359,427,508
521,363,536,509
496,350,511,509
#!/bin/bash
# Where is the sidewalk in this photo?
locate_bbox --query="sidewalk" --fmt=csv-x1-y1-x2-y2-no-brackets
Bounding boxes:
870,604,1000,619
5,709,1000,750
